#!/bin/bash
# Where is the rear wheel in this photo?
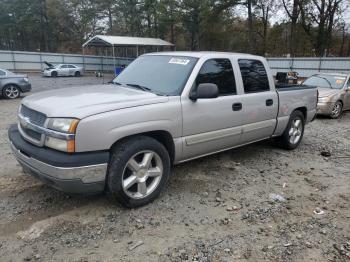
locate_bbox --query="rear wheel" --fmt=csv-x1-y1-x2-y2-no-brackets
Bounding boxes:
330,101,342,119
277,110,305,150
51,71,58,77
74,71,81,77
107,136,171,208
2,84,20,99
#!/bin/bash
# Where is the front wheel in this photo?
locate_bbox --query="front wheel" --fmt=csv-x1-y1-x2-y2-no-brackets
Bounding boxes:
107,136,171,208
74,71,81,77
330,101,343,119
3,85,20,99
276,110,305,150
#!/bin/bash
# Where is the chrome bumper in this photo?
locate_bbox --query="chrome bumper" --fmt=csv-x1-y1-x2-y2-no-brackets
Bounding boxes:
11,142,107,184
11,142,107,194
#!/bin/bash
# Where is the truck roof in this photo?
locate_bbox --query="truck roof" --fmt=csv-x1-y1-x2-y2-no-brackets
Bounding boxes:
144,51,264,60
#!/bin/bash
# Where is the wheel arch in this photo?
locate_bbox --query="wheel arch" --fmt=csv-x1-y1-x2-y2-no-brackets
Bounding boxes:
109,130,176,164
336,99,344,106
293,106,307,121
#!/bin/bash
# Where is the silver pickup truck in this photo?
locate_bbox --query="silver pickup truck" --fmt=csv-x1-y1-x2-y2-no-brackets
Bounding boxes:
8,52,317,208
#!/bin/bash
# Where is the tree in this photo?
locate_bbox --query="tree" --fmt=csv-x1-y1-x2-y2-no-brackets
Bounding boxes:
298,0,344,56
282,0,300,56
255,0,275,55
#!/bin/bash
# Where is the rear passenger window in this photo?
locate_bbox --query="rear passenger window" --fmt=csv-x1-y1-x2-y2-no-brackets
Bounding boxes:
238,59,270,93
196,59,236,95
0,70,5,76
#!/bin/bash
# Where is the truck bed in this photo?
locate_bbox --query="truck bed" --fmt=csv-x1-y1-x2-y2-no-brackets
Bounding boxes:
273,84,318,137
276,84,317,91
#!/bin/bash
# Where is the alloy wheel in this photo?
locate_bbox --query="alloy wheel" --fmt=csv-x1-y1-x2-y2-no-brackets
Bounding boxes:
288,117,303,145
4,85,20,99
122,150,163,199
331,102,342,118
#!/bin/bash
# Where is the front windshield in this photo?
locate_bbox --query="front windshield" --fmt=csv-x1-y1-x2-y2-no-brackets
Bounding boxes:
303,74,346,89
113,55,198,95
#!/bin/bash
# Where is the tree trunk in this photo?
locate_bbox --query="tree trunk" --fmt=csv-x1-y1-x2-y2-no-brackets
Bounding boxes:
108,7,113,33
247,0,254,53
290,0,299,57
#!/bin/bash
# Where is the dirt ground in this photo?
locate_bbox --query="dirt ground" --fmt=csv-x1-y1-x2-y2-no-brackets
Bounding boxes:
0,75,349,262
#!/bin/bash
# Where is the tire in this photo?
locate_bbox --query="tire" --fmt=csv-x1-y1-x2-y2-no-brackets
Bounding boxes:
107,136,171,208
330,101,343,119
276,110,305,150
51,71,58,77
74,71,81,77
2,84,20,99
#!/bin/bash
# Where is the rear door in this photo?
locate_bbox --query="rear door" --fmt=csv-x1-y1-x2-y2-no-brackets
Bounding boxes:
181,58,243,160
67,65,77,75
237,59,278,144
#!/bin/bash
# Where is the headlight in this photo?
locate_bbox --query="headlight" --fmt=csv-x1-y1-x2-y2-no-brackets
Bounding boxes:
318,97,330,103
45,118,79,152
47,118,79,133
23,77,29,82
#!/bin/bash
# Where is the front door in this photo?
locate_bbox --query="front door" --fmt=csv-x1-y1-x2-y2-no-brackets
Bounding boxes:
181,58,243,160
59,65,69,76
237,59,278,144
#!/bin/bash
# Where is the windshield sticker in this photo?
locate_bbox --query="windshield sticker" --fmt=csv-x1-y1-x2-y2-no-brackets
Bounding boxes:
169,58,190,65
335,79,345,84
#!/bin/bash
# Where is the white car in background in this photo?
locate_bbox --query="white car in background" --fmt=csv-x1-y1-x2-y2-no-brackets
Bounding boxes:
42,62,84,77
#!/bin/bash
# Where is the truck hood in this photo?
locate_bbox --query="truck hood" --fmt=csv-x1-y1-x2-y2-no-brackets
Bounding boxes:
22,85,169,119
317,88,341,98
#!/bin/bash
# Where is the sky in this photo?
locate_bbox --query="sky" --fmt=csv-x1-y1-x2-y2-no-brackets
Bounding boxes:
233,1,350,30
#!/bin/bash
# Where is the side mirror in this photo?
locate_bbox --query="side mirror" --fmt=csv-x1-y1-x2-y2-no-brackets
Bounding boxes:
189,83,219,101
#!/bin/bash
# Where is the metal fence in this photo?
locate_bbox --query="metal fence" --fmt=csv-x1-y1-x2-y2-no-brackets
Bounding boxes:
268,57,350,77
0,50,133,73
1,50,350,77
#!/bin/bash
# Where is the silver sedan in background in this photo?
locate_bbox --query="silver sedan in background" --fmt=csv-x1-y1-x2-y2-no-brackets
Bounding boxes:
42,62,84,77
302,73,350,118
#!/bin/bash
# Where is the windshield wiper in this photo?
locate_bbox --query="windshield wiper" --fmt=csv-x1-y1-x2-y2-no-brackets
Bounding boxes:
116,82,166,96
312,75,333,89
126,83,152,92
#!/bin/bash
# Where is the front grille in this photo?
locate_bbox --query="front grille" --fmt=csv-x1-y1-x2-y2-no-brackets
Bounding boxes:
20,105,47,127
21,126,42,141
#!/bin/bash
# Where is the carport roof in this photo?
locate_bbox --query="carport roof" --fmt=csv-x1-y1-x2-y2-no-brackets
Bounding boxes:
83,35,173,47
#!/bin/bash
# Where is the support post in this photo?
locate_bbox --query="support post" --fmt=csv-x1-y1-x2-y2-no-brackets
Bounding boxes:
82,46,85,71
136,45,139,57
112,44,116,76
11,51,16,72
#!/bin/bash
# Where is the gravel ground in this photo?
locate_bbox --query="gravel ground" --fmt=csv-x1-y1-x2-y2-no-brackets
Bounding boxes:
0,74,349,261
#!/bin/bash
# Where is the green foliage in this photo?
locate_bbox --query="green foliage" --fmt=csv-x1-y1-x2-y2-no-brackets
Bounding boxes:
0,0,348,56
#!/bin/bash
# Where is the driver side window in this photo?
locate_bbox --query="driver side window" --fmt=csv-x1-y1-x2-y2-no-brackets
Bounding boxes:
196,59,237,96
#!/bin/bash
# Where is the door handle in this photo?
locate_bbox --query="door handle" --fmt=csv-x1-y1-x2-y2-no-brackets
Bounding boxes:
266,99,273,106
232,103,242,111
